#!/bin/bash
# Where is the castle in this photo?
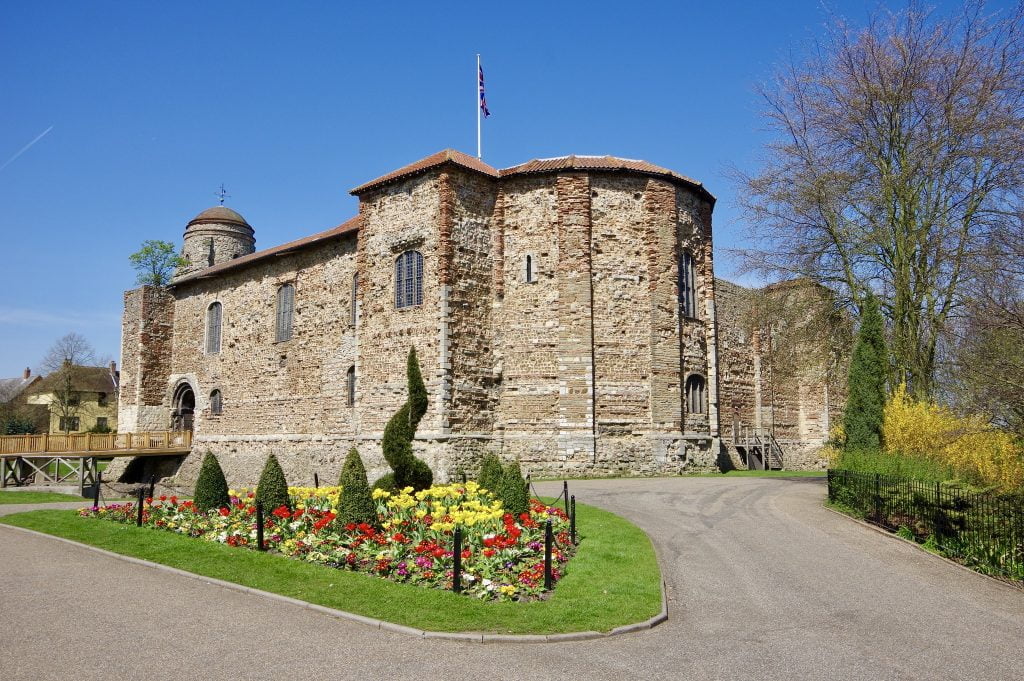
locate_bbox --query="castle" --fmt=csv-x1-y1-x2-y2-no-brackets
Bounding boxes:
117,149,846,486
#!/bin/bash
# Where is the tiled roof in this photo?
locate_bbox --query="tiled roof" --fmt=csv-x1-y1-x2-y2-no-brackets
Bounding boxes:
28,366,118,396
0,375,39,403
172,215,361,285
350,149,498,195
499,155,715,203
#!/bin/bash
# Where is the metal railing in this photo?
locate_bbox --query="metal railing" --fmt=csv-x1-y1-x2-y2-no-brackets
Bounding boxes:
828,469,1024,582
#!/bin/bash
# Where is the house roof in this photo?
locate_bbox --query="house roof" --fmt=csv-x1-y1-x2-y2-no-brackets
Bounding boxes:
172,215,362,286
499,155,715,203
0,375,40,403
350,149,499,195
28,366,118,396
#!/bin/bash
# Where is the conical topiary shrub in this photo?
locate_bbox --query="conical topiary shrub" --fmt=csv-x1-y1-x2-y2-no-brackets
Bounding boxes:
336,447,377,529
256,453,291,512
497,460,530,519
844,293,887,451
478,453,504,494
194,451,230,513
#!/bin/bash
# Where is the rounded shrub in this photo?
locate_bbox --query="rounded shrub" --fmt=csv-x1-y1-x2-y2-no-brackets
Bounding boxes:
477,453,504,494
336,448,377,529
497,460,530,519
256,453,291,512
193,451,230,512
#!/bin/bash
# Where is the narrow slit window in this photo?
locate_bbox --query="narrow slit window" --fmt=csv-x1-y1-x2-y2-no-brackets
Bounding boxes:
680,250,697,318
686,374,706,415
206,302,222,354
525,255,534,283
346,365,356,407
395,251,423,308
276,284,295,341
350,273,358,326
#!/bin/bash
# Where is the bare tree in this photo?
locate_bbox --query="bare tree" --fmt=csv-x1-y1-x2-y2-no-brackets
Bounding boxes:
40,333,96,434
735,1,1024,397
947,210,1024,433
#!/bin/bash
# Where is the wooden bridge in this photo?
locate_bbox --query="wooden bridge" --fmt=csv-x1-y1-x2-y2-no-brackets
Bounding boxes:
734,425,785,470
0,431,192,494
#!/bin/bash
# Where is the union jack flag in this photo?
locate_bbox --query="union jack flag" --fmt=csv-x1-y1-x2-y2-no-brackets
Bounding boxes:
479,63,491,118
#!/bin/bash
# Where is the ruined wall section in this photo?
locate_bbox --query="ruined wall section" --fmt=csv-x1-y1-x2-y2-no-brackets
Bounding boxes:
118,286,175,432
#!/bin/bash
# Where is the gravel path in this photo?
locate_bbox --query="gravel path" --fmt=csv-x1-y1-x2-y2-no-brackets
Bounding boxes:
1,477,1021,680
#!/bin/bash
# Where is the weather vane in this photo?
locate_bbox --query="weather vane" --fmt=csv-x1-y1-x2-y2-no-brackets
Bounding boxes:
215,184,230,205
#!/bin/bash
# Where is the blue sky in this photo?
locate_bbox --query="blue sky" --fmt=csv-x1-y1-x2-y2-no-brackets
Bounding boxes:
0,0,1005,377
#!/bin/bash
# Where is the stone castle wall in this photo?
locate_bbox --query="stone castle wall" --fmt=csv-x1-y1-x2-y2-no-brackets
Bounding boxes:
119,157,846,487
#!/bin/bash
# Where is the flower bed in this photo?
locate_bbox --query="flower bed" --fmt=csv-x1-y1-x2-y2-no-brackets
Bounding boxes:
79,482,574,601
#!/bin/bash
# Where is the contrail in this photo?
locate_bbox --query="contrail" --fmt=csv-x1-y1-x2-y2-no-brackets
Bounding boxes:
0,125,54,172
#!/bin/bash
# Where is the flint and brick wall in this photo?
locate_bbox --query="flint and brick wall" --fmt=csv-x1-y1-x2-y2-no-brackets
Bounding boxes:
120,160,850,486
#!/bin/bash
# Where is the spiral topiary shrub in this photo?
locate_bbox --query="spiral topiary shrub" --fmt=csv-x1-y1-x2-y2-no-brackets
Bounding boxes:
336,447,377,529
374,347,433,492
256,453,291,512
497,460,530,519
477,453,504,494
193,451,230,513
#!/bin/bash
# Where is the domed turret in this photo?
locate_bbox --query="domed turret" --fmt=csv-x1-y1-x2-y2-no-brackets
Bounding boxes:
178,205,255,276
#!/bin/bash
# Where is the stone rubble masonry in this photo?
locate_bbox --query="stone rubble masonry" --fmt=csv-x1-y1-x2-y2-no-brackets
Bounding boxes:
118,154,844,488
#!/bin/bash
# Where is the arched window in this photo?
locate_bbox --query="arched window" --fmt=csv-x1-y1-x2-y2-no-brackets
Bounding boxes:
350,273,358,326
210,389,223,415
206,302,222,354
395,251,424,308
680,250,697,318
525,254,534,283
346,365,356,407
276,283,295,341
686,374,706,415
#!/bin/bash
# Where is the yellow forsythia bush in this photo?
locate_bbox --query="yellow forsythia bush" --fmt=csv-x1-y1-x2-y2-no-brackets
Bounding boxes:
883,384,1024,490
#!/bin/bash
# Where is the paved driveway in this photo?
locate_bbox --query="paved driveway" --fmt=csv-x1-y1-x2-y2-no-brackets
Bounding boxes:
1,478,1022,680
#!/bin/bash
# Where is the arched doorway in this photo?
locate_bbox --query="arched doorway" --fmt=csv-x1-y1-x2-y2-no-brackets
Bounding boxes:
171,382,195,432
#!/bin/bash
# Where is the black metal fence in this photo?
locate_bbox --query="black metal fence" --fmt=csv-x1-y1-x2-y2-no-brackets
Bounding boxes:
827,469,1024,582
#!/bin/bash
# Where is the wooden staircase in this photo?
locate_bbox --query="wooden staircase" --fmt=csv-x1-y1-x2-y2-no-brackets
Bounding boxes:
734,424,784,470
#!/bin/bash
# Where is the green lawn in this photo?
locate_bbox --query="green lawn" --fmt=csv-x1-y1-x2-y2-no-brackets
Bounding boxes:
0,500,662,634
0,490,84,504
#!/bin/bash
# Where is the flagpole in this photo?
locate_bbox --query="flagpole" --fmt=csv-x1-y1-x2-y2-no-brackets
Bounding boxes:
476,54,482,159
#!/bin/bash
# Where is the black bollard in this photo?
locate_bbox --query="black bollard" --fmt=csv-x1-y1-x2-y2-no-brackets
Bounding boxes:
136,487,144,527
570,495,576,545
453,527,463,593
544,519,553,591
314,472,320,489
93,471,102,508
461,471,467,484
256,501,265,551
563,480,569,515
148,475,156,500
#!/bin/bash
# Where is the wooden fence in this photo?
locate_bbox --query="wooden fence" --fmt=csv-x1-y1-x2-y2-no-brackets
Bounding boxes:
0,431,192,456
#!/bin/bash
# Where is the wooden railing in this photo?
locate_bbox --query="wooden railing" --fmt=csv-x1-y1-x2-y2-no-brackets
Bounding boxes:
0,431,193,456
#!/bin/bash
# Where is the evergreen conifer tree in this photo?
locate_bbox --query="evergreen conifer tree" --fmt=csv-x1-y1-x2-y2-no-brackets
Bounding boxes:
478,453,504,494
193,451,230,512
336,448,378,529
256,453,291,512
844,293,888,451
497,460,530,519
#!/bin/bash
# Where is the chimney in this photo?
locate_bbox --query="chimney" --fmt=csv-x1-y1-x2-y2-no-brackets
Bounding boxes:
23,367,30,380
110,361,117,373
